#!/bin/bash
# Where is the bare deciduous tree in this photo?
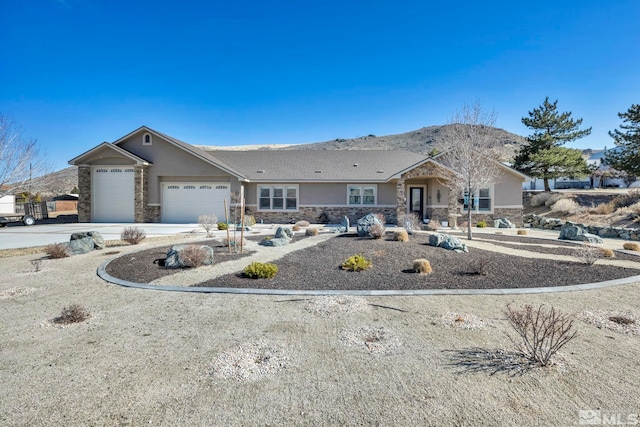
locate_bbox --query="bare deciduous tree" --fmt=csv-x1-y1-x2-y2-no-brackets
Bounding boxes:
0,113,49,198
437,102,504,240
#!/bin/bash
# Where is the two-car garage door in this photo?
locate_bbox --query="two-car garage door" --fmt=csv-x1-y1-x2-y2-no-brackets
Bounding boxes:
161,182,230,223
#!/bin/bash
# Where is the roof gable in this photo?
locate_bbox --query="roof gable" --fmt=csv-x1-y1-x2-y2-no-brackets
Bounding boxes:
68,142,151,166
113,126,246,179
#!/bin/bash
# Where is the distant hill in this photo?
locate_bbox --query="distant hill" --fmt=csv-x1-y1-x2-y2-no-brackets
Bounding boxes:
28,166,78,196
281,125,527,160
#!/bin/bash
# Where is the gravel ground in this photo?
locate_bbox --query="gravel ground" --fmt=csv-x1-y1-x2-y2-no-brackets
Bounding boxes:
102,232,640,290
2,231,640,426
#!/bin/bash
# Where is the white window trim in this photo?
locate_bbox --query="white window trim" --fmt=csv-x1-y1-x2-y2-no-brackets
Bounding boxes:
258,184,299,212
143,132,152,145
347,184,378,206
462,185,494,213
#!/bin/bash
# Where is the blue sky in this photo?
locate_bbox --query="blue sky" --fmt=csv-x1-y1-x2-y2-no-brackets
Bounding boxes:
1,0,638,171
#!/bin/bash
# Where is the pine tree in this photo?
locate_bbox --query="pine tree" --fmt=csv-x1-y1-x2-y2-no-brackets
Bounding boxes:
514,97,591,191
605,104,640,177
523,147,590,183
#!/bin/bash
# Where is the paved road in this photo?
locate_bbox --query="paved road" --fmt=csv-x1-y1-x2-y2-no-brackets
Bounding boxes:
0,223,202,250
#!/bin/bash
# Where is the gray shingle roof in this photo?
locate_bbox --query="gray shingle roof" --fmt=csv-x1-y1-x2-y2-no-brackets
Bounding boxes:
205,150,427,182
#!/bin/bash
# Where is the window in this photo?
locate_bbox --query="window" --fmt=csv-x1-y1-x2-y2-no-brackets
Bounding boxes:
463,187,492,212
258,185,298,211
143,133,152,145
348,185,376,205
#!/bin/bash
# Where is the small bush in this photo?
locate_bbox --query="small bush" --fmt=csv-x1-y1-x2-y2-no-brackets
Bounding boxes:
31,259,42,272
504,304,578,367
529,192,553,207
623,242,640,251
467,258,492,276
369,223,385,239
517,229,528,236
295,220,310,227
397,212,422,233
217,222,228,230
427,220,440,231
244,215,257,227
476,221,487,228
121,226,146,245
550,198,581,215
305,227,319,236
341,254,372,272
45,243,70,259
52,304,90,325
198,214,218,237
611,190,640,209
574,243,600,265
180,245,209,268
600,248,615,258
591,201,616,215
544,193,567,207
243,262,278,279
413,259,432,274
292,224,301,232
393,230,409,242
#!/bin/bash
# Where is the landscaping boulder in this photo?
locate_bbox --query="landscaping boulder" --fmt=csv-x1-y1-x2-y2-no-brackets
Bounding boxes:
428,233,468,253
259,237,289,247
558,224,603,244
68,231,105,255
164,244,214,268
494,218,515,229
357,213,384,238
274,227,293,240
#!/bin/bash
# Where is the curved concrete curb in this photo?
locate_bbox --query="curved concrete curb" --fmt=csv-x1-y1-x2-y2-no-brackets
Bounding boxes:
97,258,640,296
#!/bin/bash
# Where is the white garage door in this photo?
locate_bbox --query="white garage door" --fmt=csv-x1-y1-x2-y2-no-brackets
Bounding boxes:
161,183,230,223
92,167,135,222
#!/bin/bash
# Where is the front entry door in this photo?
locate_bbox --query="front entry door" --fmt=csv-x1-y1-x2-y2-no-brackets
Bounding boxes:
409,187,424,220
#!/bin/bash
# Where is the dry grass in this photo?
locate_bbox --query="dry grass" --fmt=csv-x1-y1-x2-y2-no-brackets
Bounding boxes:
393,230,409,242
529,192,553,207
517,229,528,236
600,248,615,258
550,198,581,215
305,227,319,236
623,242,640,251
180,245,209,268
295,220,310,227
412,258,432,274
121,226,146,245
292,225,301,232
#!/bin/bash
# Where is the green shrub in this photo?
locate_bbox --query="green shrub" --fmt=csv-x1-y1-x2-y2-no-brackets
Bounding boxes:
217,222,228,230
243,262,278,279
476,221,487,228
413,259,432,274
305,227,319,236
341,254,372,272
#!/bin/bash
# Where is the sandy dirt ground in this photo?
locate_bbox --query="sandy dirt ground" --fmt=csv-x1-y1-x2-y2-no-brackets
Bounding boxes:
1,234,640,426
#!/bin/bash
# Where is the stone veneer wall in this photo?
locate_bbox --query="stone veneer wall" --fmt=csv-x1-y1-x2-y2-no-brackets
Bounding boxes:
144,205,161,223
77,166,91,223
245,206,398,225
133,166,146,223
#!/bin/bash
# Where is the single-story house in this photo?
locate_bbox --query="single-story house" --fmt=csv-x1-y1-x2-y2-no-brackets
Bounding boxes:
68,126,528,226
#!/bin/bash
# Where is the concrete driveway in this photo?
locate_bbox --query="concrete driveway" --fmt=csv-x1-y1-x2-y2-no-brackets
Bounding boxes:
0,223,202,250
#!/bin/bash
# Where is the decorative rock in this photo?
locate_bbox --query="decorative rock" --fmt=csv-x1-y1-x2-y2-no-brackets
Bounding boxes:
274,227,293,240
558,225,603,244
69,231,105,254
356,213,384,238
164,244,214,268
341,216,350,232
259,237,289,247
495,218,515,228
428,232,468,253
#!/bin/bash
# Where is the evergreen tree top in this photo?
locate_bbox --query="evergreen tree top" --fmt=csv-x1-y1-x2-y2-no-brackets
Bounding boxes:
521,97,592,148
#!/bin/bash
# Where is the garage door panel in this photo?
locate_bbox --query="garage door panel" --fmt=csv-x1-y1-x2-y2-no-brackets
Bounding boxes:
93,167,135,222
162,183,229,223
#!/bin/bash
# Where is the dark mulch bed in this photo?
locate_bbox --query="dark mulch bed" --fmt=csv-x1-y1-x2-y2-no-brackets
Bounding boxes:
186,233,640,291
105,239,255,283
103,233,640,290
